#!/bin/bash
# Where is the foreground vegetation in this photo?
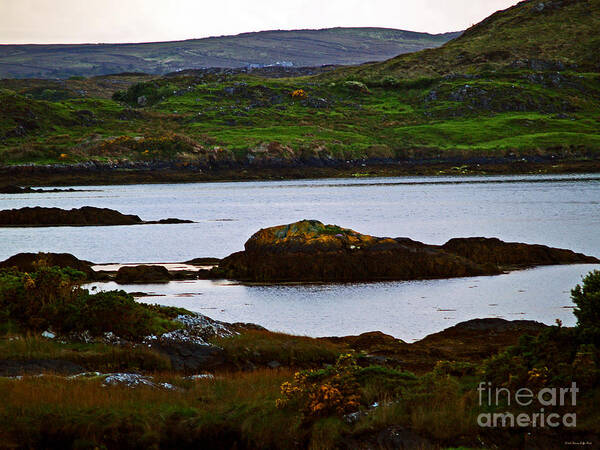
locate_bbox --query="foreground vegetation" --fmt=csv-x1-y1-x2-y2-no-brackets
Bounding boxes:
0,263,599,448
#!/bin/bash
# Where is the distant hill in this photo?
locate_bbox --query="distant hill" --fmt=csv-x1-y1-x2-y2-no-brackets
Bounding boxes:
332,0,600,80
0,28,460,79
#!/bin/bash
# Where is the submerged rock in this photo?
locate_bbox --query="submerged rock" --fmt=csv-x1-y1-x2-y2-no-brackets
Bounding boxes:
214,220,599,283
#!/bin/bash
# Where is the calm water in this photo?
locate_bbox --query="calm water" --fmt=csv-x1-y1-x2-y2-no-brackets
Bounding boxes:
86,264,597,341
2,174,599,339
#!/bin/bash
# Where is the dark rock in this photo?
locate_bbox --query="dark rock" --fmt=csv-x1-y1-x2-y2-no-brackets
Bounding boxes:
0,206,194,227
184,257,221,265
0,252,95,278
6,125,28,138
115,265,171,284
0,185,31,194
510,58,567,71
169,270,201,280
214,220,500,282
119,109,142,121
441,237,599,267
0,359,86,377
75,109,97,126
147,218,195,224
0,186,83,194
145,313,236,372
342,331,404,350
0,206,142,226
214,221,598,283
431,318,546,334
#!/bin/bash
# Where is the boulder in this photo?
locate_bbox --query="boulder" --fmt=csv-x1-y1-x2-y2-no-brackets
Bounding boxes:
0,252,95,278
144,313,238,372
115,265,171,284
214,220,500,282
148,340,226,372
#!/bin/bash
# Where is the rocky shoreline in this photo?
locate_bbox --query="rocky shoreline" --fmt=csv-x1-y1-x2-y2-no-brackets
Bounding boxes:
1,157,599,187
0,314,548,377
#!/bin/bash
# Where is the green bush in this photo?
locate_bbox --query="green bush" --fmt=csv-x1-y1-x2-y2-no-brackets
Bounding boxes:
572,270,600,343
112,81,175,107
0,267,86,331
0,267,179,340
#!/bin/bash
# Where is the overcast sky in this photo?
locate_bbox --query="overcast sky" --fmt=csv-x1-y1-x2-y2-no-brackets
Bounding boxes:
1,0,521,44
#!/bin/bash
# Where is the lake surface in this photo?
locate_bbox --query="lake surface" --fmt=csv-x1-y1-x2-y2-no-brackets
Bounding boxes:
86,264,597,341
2,174,599,339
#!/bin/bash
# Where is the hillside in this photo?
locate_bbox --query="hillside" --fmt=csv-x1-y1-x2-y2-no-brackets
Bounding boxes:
1,2,599,182
332,0,600,80
0,28,459,79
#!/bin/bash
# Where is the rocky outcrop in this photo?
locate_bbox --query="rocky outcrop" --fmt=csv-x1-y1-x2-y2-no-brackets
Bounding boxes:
0,206,141,226
214,220,599,283
441,237,599,267
0,206,193,227
115,265,171,283
0,252,95,278
324,318,549,374
143,314,251,372
214,220,500,282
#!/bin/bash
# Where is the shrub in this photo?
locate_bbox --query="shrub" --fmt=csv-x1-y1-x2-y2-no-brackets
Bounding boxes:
291,89,307,100
0,267,86,331
0,267,179,340
112,81,175,107
572,270,600,342
77,290,177,340
276,353,360,419
95,133,199,159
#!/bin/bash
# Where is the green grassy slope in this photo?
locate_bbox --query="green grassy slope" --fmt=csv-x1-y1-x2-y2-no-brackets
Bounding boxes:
0,28,459,79
1,68,599,167
330,0,600,80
